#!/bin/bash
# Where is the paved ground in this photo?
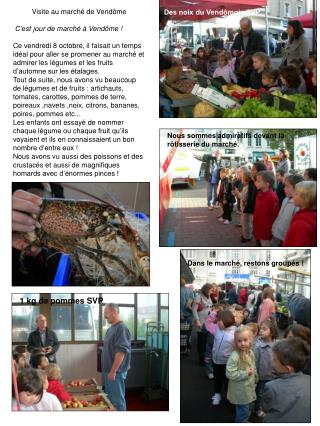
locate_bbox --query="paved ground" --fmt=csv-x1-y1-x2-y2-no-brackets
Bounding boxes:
160,180,252,247
180,331,235,423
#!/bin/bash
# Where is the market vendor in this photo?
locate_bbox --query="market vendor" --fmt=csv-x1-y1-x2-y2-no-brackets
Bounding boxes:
27,315,60,363
231,17,265,62
102,303,131,411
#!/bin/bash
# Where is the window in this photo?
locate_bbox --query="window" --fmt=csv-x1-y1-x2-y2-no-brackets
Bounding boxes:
266,251,271,262
247,139,252,147
137,294,157,340
51,306,72,341
255,138,261,147
12,293,168,343
160,294,169,307
74,302,100,341
232,266,240,274
297,6,302,16
102,306,135,338
102,294,134,304
250,251,257,261
160,309,169,332
284,3,291,17
184,249,196,259
12,306,40,342
232,250,240,261
208,250,216,258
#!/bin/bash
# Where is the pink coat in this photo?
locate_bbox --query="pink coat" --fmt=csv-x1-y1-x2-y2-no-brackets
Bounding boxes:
258,298,275,324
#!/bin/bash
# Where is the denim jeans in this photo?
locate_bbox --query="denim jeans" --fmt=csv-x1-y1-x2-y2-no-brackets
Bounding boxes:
207,182,218,206
235,403,250,422
103,371,127,411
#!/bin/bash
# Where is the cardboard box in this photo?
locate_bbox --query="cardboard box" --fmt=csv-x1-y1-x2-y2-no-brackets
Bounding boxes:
61,393,115,411
65,378,98,393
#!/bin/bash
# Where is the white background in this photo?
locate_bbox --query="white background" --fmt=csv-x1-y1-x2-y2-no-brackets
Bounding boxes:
1,0,319,425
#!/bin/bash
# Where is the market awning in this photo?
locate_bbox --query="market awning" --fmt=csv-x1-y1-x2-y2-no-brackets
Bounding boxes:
160,0,268,21
290,12,316,29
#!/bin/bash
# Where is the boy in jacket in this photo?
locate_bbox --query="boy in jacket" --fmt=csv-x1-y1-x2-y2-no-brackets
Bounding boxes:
253,171,279,246
262,338,310,423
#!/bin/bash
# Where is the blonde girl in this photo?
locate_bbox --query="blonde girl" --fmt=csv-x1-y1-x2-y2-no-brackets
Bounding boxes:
283,181,316,246
250,52,272,89
226,326,258,422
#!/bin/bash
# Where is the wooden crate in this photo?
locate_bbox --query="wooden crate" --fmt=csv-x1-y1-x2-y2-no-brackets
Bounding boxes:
65,377,98,393
62,392,115,411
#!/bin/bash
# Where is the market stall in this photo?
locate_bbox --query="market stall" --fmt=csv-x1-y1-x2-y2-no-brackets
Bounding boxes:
162,68,317,118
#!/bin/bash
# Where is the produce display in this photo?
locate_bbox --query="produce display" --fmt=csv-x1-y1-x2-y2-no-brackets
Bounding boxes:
62,395,114,410
66,378,98,393
170,79,196,94
222,84,260,100
193,101,222,118
223,94,316,118
276,301,289,315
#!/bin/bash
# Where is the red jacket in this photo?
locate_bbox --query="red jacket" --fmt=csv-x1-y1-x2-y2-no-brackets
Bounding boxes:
253,189,280,240
47,379,71,402
283,209,316,247
238,288,248,305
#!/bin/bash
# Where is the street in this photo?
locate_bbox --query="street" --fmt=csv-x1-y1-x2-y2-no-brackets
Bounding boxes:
160,179,252,247
181,331,235,423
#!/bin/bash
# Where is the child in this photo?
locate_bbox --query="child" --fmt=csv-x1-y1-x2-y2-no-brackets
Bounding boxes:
257,287,275,324
13,351,28,372
250,52,272,89
212,53,237,84
284,324,311,346
283,181,316,246
12,368,43,410
34,370,63,411
261,338,311,422
275,170,286,205
181,47,195,70
253,317,278,418
234,168,252,243
253,171,280,246
304,55,316,96
226,326,258,422
45,363,71,402
195,47,207,74
211,310,237,405
246,322,259,348
311,67,316,96
206,49,218,77
217,168,234,225
272,174,304,246
236,55,253,87
304,167,316,181
242,309,251,324
290,58,307,93
261,69,281,92
204,307,222,380
279,65,301,95
30,353,49,370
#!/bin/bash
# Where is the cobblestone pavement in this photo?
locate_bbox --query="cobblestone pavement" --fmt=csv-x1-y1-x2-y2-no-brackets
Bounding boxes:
160,180,252,247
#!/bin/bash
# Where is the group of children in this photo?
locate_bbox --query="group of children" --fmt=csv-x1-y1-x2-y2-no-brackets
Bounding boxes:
181,47,317,97
202,303,310,422
213,161,316,247
12,346,71,411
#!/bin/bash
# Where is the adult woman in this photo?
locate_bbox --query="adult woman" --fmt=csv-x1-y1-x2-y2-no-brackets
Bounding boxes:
258,287,275,324
277,149,291,174
262,153,275,175
281,20,309,66
192,283,214,365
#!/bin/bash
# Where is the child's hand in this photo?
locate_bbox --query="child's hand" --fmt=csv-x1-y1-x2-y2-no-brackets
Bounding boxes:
247,368,254,376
